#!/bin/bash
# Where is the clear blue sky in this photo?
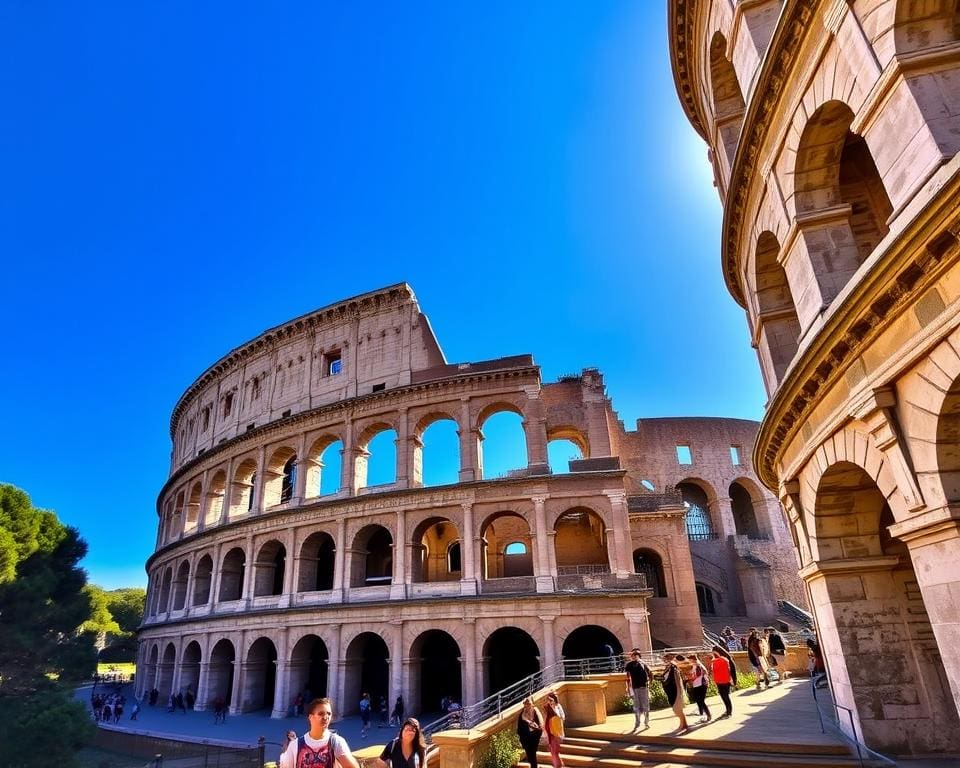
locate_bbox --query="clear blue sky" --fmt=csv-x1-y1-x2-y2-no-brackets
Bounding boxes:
0,3,764,590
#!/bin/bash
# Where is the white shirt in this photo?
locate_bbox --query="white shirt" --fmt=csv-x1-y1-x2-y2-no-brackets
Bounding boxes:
279,731,352,768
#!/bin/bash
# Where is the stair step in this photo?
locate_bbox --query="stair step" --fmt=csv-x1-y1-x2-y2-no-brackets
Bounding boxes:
564,730,851,756
549,742,863,768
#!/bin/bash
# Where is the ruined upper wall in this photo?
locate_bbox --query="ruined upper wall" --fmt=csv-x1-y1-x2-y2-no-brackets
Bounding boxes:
168,284,446,473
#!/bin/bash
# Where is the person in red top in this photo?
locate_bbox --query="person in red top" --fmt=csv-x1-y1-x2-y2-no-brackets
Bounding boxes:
708,646,735,719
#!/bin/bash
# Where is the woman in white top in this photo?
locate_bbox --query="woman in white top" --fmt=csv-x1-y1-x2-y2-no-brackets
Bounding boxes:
280,697,361,768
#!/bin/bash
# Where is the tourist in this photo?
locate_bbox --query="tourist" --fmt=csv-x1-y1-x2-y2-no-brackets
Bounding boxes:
212,696,226,724
516,696,544,768
688,655,712,723
543,691,565,768
390,695,405,727
710,645,735,718
746,630,769,689
372,717,427,768
280,697,360,768
359,692,372,738
130,698,141,721
806,638,827,688
623,648,651,730
281,730,298,765
379,694,389,727
660,654,688,734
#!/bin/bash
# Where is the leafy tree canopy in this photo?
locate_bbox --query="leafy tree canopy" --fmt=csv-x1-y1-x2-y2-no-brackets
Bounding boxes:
0,483,96,695
105,586,146,634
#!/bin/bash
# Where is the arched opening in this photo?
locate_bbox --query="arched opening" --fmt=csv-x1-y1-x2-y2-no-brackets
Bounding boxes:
172,561,189,610
185,483,202,532
205,471,226,526
679,482,716,540
350,525,393,588
633,548,667,597
554,507,609,574
253,540,286,597
318,440,343,496
229,459,257,518
343,633,389,715
936,373,960,504
208,639,236,707
561,625,623,661
794,102,892,309
709,32,746,172
696,582,717,614
157,567,173,614
483,627,540,696
418,417,460,487
478,409,527,480
547,438,584,475
357,426,398,490
480,513,533,579
171,492,185,540
298,532,336,592
158,643,176,701
730,481,761,539
305,435,341,499
192,554,213,606
754,231,800,384
263,447,297,508
410,630,462,714
411,517,462,583
218,547,246,602
447,542,462,573
289,635,329,702
181,641,202,700
812,461,959,752
244,637,278,712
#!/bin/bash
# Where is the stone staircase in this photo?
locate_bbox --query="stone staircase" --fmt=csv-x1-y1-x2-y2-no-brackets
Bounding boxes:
519,728,877,768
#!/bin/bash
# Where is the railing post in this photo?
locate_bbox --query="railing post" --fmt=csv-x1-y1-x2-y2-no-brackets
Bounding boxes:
258,736,266,767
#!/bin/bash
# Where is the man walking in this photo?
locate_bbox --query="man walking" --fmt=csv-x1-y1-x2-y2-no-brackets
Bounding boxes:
623,648,651,730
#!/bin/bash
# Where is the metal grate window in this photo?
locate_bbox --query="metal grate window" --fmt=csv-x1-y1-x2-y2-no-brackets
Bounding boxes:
685,502,716,540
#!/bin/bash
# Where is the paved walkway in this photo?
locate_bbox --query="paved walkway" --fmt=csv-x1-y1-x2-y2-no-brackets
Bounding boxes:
77,679,956,766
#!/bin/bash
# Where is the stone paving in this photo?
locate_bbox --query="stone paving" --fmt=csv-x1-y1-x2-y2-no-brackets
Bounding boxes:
78,679,957,766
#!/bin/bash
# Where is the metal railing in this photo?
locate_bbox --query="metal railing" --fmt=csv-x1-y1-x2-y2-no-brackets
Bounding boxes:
420,656,624,742
811,681,894,768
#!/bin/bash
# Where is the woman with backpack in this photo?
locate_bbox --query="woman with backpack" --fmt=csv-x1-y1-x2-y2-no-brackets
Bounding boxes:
688,655,712,723
543,691,565,768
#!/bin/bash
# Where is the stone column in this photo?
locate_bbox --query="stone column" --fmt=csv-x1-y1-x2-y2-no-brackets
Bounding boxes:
460,501,478,596
541,616,558,669
197,470,210,532
391,511,407,600
605,492,633,576
532,496,555,593
209,542,224,606
250,446,267,514
242,534,256,604
280,528,296,608
221,456,235,524
340,423,355,496
183,552,197,617
458,399,478,482
195,661,211,712
710,496,736,538
463,618,478,705
389,623,403,702
624,608,652,654
395,409,410,488
522,393,549,475
272,630,290,719
331,518,347,602
327,625,342,714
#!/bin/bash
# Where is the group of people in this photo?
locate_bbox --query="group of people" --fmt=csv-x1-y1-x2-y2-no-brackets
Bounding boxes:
279,697,426,768
657,647,739,734
91,691,133,723
358,693,407,738
516,690,565,768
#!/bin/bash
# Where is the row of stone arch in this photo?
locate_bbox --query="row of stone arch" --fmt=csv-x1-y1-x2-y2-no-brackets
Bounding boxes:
138,624,625,718
675,476,772,541
148,505,667,616
706,3,960,389
159,407,591,547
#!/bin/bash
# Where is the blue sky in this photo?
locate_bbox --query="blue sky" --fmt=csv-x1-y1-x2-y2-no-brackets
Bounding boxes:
0,3,764,589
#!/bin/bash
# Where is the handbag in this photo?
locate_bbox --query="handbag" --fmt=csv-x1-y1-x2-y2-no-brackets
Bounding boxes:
548,715,564,738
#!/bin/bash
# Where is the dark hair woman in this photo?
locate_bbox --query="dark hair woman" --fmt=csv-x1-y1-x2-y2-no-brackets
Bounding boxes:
660,654,689,734
373,717,427,768
516,696,544,768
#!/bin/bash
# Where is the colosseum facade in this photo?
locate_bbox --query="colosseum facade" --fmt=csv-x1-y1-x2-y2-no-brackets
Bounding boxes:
670,0,960,756
137,283,799,720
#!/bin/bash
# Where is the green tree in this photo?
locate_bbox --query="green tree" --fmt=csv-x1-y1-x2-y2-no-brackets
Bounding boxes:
0,483,97,767
105,586,146,634
81,584,122,639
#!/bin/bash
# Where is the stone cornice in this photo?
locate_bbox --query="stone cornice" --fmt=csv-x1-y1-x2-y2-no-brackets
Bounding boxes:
169,283,415,435
668,0,708,141
159,364,542,509
721,0,815,307
753,162,960,488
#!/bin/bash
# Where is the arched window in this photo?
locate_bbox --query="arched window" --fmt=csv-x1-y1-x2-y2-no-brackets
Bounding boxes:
505,541,527,555
679,482,715,540
633,549,666,597
447,541,462,573
478,409,527,479
696,582,717,614
281,456,297,503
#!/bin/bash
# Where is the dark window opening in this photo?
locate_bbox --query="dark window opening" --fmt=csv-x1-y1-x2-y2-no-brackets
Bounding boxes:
246,423,256,432
282,409,292,418
325,351,342,376
372,383,386,393
224,392,234,418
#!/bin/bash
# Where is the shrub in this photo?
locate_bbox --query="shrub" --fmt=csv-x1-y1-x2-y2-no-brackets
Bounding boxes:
478,729,521,768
